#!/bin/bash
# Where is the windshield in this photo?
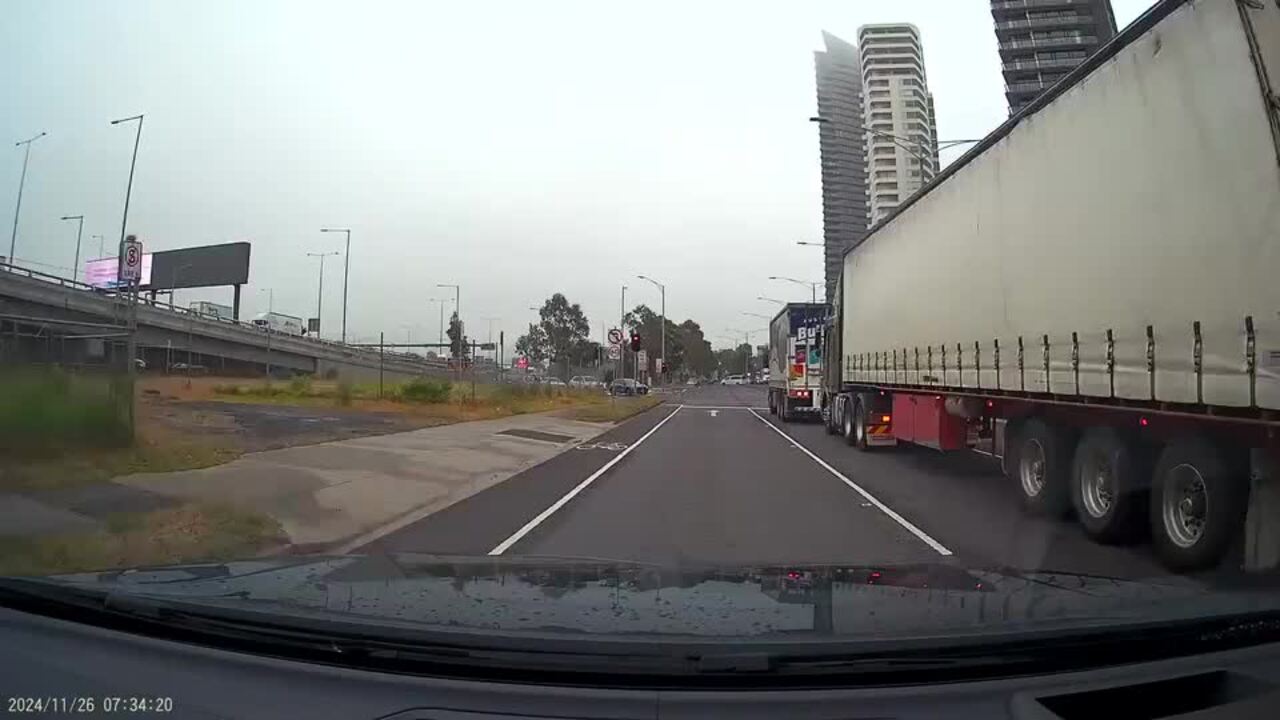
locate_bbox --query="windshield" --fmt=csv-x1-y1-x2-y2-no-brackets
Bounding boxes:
2,0,1279,676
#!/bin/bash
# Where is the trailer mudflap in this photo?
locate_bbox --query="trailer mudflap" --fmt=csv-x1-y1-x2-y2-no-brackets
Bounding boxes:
867,423,897,447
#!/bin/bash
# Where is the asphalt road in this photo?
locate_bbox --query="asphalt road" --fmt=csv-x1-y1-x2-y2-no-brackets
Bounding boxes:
364,384,1177,581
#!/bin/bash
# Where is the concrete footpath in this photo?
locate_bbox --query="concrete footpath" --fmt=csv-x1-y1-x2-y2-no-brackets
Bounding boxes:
114,412,612,552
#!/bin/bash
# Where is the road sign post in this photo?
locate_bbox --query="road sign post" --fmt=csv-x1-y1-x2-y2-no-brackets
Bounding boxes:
121,235,142,434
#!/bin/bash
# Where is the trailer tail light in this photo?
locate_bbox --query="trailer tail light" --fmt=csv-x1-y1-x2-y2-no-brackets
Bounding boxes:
881,415,892,424
788,389,811,399
1140,416,1150,427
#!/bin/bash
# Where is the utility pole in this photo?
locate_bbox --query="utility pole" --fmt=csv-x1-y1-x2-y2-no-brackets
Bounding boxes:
8,131,47,268
620,284,627,380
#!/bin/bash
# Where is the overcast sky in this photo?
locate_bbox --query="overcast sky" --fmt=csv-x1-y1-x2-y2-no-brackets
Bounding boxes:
3,0,1156,349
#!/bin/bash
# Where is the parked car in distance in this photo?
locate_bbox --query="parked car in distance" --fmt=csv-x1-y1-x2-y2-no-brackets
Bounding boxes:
609,378,648,396
568,376,605,389
544,377,566,387
720,374,746,385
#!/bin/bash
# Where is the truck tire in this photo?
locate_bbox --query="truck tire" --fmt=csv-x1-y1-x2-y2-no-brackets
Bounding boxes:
1149,440,1248,572
841,398,857,447
852,399,873,452
1071,427,1148,544
780,396,792,423
824,401,838,435
768,390,777,415
1014,418,1072,517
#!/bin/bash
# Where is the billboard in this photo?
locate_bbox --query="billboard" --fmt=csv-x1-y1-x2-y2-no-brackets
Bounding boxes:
149,242,251,290
84,254,152,288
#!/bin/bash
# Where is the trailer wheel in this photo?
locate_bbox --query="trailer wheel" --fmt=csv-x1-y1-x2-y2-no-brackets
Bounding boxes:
780,397,792,423
768,390,777,415
824,400,838,435
1014,418,1071,517
1071,428,1148,544
1149,440,1247,572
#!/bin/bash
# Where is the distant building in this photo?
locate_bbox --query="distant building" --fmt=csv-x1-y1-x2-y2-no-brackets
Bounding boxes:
857,23,940,225
813,31,868,303
990,0,1118,115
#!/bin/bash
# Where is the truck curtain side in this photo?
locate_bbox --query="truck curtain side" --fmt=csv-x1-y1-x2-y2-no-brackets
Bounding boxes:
823,0,1280,573
768,303,829,421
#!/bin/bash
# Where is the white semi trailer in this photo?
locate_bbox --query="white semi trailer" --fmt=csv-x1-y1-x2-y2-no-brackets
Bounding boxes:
821,0,1280,572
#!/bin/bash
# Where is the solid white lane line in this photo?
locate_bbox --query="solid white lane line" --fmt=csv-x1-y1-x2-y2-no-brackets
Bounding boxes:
746,409,953,556
488,404,684,555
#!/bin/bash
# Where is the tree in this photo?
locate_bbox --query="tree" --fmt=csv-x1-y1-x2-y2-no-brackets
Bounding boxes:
713,343,752,377
678,320,716,379
536,293,590,379
514,323,548,364
624,304,684,378
446,311,470,360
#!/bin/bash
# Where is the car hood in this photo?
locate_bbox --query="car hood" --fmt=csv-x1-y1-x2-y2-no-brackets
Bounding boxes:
33,554,1280,640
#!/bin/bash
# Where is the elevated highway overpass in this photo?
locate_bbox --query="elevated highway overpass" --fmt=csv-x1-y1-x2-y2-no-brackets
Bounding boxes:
0,264,447,381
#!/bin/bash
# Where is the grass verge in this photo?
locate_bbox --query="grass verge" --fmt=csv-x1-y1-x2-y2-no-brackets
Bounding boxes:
0,370,132,456
0,503,285,577
561,396,662,423
0,439,241,493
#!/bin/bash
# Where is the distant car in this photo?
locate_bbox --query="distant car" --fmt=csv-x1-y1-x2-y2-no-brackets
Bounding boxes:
544,377,566,387
720,374,746,385
609,378,646,396
133,358,147,371
568,375,604,389
685,378,699,386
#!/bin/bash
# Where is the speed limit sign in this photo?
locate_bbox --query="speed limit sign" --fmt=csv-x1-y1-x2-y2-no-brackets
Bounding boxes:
121,237,143,283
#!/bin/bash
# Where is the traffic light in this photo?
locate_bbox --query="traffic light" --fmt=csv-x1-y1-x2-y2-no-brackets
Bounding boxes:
629,331,642,352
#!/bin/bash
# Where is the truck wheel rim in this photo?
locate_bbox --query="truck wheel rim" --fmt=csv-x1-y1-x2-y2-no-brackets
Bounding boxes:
1080,451,1114,518
1019,439,1046,497
1162,464,1207,548
843,409,852,438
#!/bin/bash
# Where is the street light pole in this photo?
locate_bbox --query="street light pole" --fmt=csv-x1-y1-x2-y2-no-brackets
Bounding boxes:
8,131,47,268
307,251,338,339
637,274,665,383
437,284,460,373
620,284,627,379
319,228,352,342
769,276,821,303
60,215,84,281
110,115,144,261
427,298,449,346
757,296,786,306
